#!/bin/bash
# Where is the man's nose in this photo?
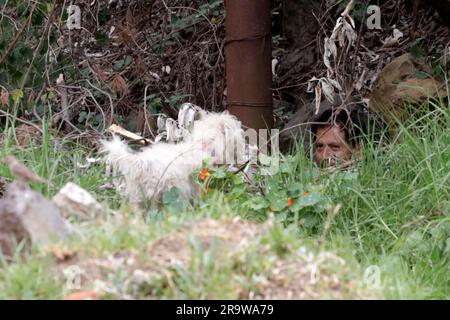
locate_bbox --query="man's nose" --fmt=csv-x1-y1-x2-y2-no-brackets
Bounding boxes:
322,146,333,158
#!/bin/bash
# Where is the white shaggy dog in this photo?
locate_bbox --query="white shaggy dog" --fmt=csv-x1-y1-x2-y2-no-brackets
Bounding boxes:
100,110,251,204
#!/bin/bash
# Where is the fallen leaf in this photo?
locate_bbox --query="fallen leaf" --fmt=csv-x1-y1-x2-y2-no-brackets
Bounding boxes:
111,74,129,97
64,290,98,300
0,88,9,107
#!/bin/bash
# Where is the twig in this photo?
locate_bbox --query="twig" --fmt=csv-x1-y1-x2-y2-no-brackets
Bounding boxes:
85,79,114,128
0,109,43,135
19,1,56,91
0,1,38,66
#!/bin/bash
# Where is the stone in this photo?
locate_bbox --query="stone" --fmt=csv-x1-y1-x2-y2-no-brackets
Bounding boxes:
52,182,102,220
0,182,78,260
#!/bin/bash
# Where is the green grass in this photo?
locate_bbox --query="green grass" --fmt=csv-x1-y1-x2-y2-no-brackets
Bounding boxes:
0,99,449,299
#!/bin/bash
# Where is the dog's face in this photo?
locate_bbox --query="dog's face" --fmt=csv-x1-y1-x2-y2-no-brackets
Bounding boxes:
190,111,249,166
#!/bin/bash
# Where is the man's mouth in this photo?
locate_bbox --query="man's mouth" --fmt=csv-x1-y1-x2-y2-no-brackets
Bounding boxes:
322,157,337,168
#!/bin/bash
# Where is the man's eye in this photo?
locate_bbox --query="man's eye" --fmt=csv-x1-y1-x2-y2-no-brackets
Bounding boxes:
317,144,324,149
331,145,340,151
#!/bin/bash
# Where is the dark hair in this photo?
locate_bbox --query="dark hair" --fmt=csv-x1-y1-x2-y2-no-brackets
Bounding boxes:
311,108,368,147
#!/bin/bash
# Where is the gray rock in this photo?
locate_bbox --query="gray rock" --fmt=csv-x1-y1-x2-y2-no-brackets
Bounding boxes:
52,182,102,221
0,182,78,260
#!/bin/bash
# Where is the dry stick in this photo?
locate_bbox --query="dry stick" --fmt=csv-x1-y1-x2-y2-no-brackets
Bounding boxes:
19,2,56,91
349,0,370,87
54,74,71,129
337,0,369,109
0,2,38,66
143,84,156,139
0,109,43,134
82,86,107,133
85,79,114,130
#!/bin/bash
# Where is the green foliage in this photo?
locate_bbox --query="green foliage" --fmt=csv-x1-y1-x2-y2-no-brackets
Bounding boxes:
0,98,449,299
410,38,426,59
162,186,190,213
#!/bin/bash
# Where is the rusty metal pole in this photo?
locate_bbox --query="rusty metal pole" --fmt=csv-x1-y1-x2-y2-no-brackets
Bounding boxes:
225,0,273,130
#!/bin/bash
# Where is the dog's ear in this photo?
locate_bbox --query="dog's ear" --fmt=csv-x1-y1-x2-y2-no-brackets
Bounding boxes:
195,109,208,120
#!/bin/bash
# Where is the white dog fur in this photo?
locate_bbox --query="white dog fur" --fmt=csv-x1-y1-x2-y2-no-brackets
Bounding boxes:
100,110,250,204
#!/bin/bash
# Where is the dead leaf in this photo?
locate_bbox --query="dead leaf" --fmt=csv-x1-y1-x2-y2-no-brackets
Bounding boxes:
15,124,41,147
0,88,9,107
314,84,322,115
64,290,98,300
108,124,152,145
46,244,78,262
111,74,129,97
91,64,109,83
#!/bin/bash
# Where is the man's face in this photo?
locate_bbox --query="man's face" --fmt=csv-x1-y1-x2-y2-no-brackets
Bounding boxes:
315,124,355,167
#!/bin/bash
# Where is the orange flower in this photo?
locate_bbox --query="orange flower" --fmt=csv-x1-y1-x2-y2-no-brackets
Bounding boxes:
302,191,309,196
287,197,293,208
199,168,211,181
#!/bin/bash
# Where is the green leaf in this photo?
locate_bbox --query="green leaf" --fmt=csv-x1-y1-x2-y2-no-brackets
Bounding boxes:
275,212,287,222
77,111,88,123
162,187,180,204
280,161,291,173
303,213,319,228
268,193,287,212
410,44,425,59
113,59,124,71
212,167,227,179
287,183,303,197
247,196,269,211
10,89,24,103
289,192,322,212
299,192,322,206
98,9,112,24
414,71,429,80
95,31,109,47
124,55,133,66
46,3,54,13
232,173,245,185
